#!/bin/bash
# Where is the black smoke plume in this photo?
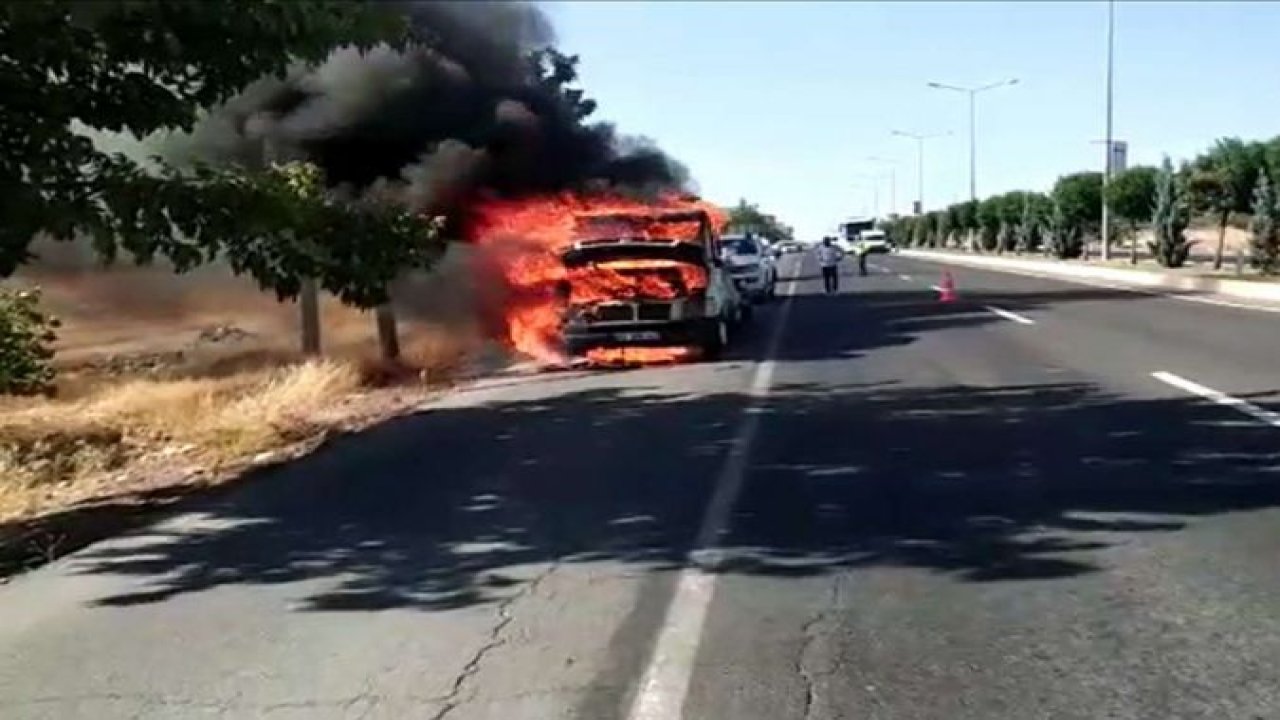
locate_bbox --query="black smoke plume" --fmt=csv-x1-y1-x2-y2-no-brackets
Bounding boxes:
175,0,692,225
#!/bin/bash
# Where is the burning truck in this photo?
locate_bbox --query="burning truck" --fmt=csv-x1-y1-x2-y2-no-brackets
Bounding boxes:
470,194,748,366
558,208,749,364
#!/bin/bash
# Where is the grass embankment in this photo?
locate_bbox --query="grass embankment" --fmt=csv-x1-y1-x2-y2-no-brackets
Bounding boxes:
0,257,489,573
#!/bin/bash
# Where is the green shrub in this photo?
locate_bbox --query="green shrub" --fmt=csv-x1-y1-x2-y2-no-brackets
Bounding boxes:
0,288,59,396
1250,172,1280,275
1046,200,1084,259
1148,157,1194,268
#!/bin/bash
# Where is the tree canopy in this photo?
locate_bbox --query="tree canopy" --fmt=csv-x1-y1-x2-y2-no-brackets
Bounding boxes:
0,0,444,306
1051,172,1103,231
726,199,794,243
1105,166,1159,227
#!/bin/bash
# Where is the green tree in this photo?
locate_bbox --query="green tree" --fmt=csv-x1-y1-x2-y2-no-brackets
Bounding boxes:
1250,171,1280,275
1148,157,1193,268
943,204,964,248
977,196,1004,251
1105,166,1158,264
726,199,793,243
936,209,953,248
953,200,979,248
1051,172,1103,246
910,216,929,248
0,289,59,396
920,212,940,247
1045,198,1084,260
1193,138,1267,269
0,1,434,305
889,216,917,247
1016,194,1048,255
997,221,1016,254
1263,135,1280,182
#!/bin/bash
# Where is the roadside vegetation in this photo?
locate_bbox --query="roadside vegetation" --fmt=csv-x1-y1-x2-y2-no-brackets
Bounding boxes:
887,134,1280,276
726,199,796,242
0,2,502,563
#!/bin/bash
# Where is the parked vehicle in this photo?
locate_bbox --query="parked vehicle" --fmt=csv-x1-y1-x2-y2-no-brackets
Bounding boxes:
559,209,748,360
854,229,895,255
719,233,778,301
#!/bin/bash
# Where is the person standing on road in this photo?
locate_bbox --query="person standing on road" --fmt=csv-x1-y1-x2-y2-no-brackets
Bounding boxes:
856,243,869,277
816,237,844,294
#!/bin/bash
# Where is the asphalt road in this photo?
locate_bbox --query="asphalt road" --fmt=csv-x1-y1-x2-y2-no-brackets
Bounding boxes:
2,252,1278,719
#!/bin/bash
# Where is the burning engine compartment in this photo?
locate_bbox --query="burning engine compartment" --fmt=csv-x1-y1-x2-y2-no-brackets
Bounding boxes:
467,193,730,367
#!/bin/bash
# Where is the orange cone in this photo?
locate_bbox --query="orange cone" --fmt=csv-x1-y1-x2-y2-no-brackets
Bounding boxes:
937,270,958,303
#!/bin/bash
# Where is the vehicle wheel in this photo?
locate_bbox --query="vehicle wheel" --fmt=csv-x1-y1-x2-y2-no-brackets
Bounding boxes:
700,318,728,360
740,302,754,323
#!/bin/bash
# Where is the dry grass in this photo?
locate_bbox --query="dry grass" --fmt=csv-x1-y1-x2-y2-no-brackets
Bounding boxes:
0,246,494,531
0,360,364,521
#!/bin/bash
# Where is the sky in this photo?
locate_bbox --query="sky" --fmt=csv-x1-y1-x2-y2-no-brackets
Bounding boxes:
546,1,1280,240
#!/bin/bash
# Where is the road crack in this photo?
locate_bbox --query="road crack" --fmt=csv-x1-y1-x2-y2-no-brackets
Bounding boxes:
427,562,560,720
796,577,843,720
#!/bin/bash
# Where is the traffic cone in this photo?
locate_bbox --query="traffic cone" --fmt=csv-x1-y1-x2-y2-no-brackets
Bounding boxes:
937,270,958,303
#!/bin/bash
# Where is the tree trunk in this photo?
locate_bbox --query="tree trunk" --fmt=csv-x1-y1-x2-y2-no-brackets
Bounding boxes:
1212,209,1228,270
1129,225,1138,265
299,278,321,356
375,303,400,361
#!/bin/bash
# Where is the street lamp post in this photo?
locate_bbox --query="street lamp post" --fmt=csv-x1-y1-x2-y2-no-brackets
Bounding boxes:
926,78,1019,202
1101,0,1116,260
866,156,898,216
891,130,950,214
852,174,883,217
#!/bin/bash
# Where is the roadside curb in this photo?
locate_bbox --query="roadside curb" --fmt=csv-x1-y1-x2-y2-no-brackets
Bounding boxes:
900,249,1280,305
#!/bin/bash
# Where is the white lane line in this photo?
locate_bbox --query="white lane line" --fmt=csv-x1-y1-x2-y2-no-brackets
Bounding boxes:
1151,371,1280,428
627,256,799,720
898,273,914,281
983,305,1035,325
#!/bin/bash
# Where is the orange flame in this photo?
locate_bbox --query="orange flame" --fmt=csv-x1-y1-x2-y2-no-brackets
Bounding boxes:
467,192,726,364
586,346,698,365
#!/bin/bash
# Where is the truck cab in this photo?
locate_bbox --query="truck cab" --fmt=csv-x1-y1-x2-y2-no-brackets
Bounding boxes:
558,209,747,361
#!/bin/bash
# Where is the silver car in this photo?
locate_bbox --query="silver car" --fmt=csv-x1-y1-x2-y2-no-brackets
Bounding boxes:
719,234,778,301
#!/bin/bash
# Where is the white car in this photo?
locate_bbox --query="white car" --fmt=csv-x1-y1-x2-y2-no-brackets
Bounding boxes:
854,230,895,255
719,234,778,301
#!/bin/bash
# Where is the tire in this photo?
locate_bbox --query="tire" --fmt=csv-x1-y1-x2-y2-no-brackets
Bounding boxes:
739,302,754,323
699,318,728,360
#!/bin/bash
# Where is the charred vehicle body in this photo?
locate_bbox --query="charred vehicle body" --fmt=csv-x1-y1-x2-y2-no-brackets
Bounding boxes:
558,209,748,360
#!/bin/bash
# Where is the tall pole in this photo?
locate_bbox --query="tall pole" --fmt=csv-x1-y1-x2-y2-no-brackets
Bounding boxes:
854,173,883,217
968,92,977,201
916,137,925,213
893,130,950,214
866,156,898,216
927,79,1018,202
1100,0,1115,261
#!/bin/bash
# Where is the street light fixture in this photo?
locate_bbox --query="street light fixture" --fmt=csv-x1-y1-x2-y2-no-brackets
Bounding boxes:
926,78,1019,202
865,156,899,216
891,130,951,214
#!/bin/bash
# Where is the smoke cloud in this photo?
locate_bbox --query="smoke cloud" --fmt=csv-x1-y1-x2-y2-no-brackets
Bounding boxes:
27,0,696,364
175,0,693,218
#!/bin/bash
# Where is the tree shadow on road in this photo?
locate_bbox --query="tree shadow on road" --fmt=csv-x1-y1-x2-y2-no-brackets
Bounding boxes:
59,281,1279,612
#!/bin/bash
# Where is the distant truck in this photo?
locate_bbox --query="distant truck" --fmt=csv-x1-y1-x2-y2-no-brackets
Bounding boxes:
837,217,876,252
558,209,748,360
